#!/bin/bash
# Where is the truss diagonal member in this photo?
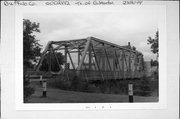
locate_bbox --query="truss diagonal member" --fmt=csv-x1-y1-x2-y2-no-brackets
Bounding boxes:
129,51,132,79
35,41,52,71
77,37,91,71
68,40,87,51
92,42,103,48
123,51,129,72
35,51,47,71
91,55,98,70
114,50,122,79
50,46,62,71
104,47,115,80
78,47,81,65
121,51,125,79
89,44,92,70
134,53,138,78
53,42,66,50
48,46,52,72
91,43,104,81
67,51,75,70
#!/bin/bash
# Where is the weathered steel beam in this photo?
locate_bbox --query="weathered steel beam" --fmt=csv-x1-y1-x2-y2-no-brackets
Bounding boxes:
115,50,122,79
92,42,103,48
35,41,52,71
77,37,91,71
67,51,75,70
53,46,85,51
94,46,118,50
35,51,47,71
53,42,65,50
123,51,129,72
113,52,116,79
91,43,104,81
78,47,81,65
129,51,132,79
92,58,98,70
104,48,112,71
68,50,80,53
134,53,138,78
121,51,125,79
89,46,92,70
67,40,87,51
48,47,52,72
104,47,115,80
52,38,86,44
91,37,138,53
64,45,68,70
51,46,62,71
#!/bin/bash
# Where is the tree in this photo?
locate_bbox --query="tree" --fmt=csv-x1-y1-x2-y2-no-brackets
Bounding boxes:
150,59,158,67
147,31,159,82
23,19,41,102
40,52,65,72
23,19,42,69
147,31,159,60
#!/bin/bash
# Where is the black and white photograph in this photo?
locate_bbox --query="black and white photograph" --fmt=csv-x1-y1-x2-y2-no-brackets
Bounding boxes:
1,0,179,119
23,8,160,103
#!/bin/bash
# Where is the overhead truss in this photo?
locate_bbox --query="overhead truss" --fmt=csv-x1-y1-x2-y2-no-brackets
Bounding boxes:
36,37,144,81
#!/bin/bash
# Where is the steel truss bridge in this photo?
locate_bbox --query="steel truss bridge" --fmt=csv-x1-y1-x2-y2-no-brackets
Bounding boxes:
36,37,144,81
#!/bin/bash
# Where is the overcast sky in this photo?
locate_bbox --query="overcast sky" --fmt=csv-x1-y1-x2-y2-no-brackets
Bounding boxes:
24,7,159,61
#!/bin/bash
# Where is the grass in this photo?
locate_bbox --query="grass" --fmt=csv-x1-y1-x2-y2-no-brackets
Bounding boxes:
28,75,159,103
28,87,158,103
47,75,158,97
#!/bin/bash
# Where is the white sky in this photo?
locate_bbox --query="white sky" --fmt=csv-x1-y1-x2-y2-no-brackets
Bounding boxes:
24,7,159,61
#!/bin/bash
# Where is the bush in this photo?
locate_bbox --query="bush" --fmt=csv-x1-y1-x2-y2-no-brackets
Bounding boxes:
24,78,35,102
23,68,35,102
71,76,88,91
110,86,120,94
48,77,71,90
24,86,35,102
99,82,106,93
138,78,152,96
85,84,99,93
118,81,128,94
95,80,129,94
48,75,89,92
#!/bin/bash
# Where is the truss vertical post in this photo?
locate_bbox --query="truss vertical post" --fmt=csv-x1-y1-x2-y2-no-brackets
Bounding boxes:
123,51,129,79
64,45,68,70
89,46,92,70
113,52,116,78
104,47,115,80
140,55,144,77
77,37,91,79
48,45,52,72
91,43,104,81
67,51,75,70
115,50,122,79
113,51,116,80
104,49,111,71
78,47,80,65
77,37,91,76
92,57,98,70
129,51,131,79
122,51,125,80
134,53,138,78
